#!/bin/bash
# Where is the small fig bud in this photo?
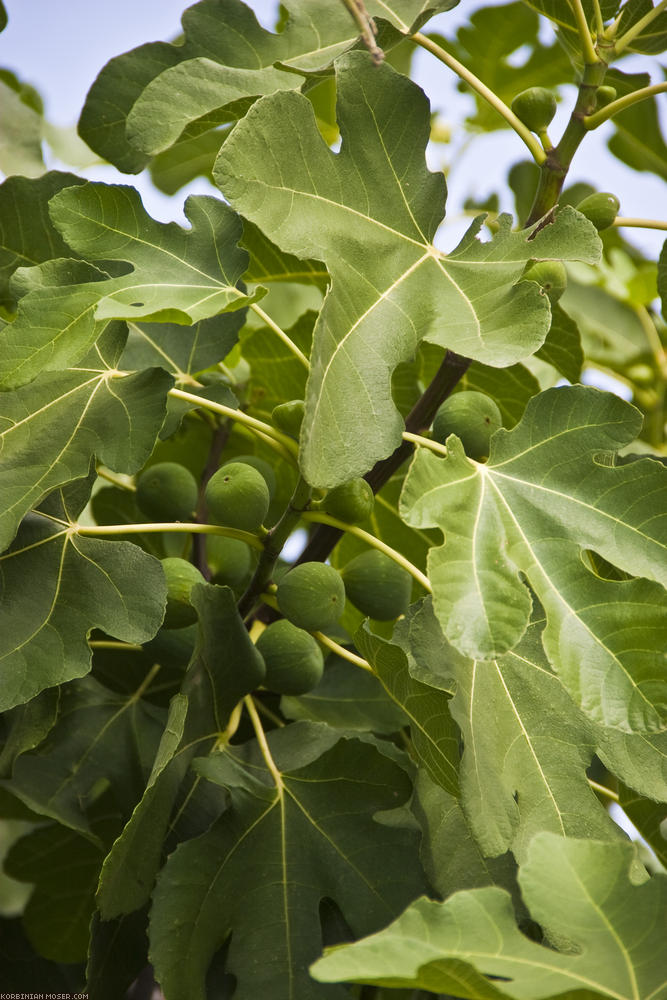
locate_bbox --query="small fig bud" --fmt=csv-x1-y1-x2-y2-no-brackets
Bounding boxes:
575,192,620,231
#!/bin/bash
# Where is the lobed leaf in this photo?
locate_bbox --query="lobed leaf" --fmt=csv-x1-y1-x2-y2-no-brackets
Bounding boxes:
400,385,667,732
311,834,667,999
215,53,601,487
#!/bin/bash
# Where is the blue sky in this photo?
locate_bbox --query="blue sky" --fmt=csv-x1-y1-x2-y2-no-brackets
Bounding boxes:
1,0,665,258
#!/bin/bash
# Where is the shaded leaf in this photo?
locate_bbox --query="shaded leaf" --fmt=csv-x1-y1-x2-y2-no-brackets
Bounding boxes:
215,53,601,487
606,69,667,181
97,584,266,919
618,784,667,868
5,822,105,963
400,385,667,732
149,723,427,1000
87,909,150,1000
311,834,667,1000
243,309,314,413
616,0,667,55
356,622,460,796
0,74,43,179
2,676,166,839
535,302,583,382
0,481,167,714
427,3,571,133
659,238,667,320
0,689,59,778
120,313,243,380
561,278,650,367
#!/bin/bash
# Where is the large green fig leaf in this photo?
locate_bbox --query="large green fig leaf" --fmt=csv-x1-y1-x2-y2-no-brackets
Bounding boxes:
2,675,166,838
0,185,257,390
97,583,266,919
79,0,456,172
400,385,667,733
0,481,167,714
0,72,44,180
149,722,427,1000
311,834,667,999
215,53,601,487
0,171,84,311
0,325,172,549
605,70,667,181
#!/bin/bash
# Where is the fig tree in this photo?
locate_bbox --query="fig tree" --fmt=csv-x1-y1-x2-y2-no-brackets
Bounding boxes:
222,453,276,500
521,259,568,303
272,399,305,439
161,557,205,629
323,478,374,524
205,462,270,532
432,391,502,460
135,462,198,522
341,549,412,621
511,87,556,132
575,192,620,231
256,619,324,694
276,562,345,632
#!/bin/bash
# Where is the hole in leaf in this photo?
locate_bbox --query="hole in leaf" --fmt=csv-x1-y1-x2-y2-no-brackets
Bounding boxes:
581,550,636,582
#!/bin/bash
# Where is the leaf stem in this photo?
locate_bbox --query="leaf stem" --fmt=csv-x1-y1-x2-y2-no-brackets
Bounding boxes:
587,778,619,801
411,32,546,165
214,701,244,750
75,521,264,550
244,695,284,791
96,466,136,491
312,631,373,672
613,0,667,56
340,0,384,64
302,511,430,592
613,216,667,232
402,430,448,457
568,0,601,64
168,388,298,460
89,640,144,651
238,474,313,618
591,0,605,36
250,303,310,369
583,83,667,129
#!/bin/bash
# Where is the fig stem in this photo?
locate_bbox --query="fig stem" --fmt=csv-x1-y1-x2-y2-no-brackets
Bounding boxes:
244,695,284,792
569,0,601,65
302,511,431,591
411,32,546,165
613,217,667,232
312,631,373,672
237,474,313,619
250,303,310,369
583,82,667,129
75,521,264,550
169,388,298,461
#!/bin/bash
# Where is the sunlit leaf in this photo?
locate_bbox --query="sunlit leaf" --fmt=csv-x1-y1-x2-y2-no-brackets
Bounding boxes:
311,834,667,999
216,53,601,487
400,385,667,732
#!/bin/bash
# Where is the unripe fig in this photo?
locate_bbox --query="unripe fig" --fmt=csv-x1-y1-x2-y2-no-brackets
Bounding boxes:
323,478,374,524
511,87,557,132
205,462,270,532
276,562,345,632
341,550,412,621
135,462,198,522
432,391,502,460
272,399,305,438
161,557,205,629
626,363,654,387
222,454,276,500
521,259,568,303
256,620,324,695
575,192,620,231
595,85,617,107
206,534,253,587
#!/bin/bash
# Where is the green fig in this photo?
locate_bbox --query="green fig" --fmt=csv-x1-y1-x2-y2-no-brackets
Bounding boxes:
161,557,205,629
323,478,374,524
205,462,270,532
575,192,620,231
276,562,346,632
222,454,276,500
521,259,568,303
256,620,324,694
341,550,412,621
135,462,199,522
272,399,305,438
432,391,502,460
511,87,557,132
206,534,253,587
